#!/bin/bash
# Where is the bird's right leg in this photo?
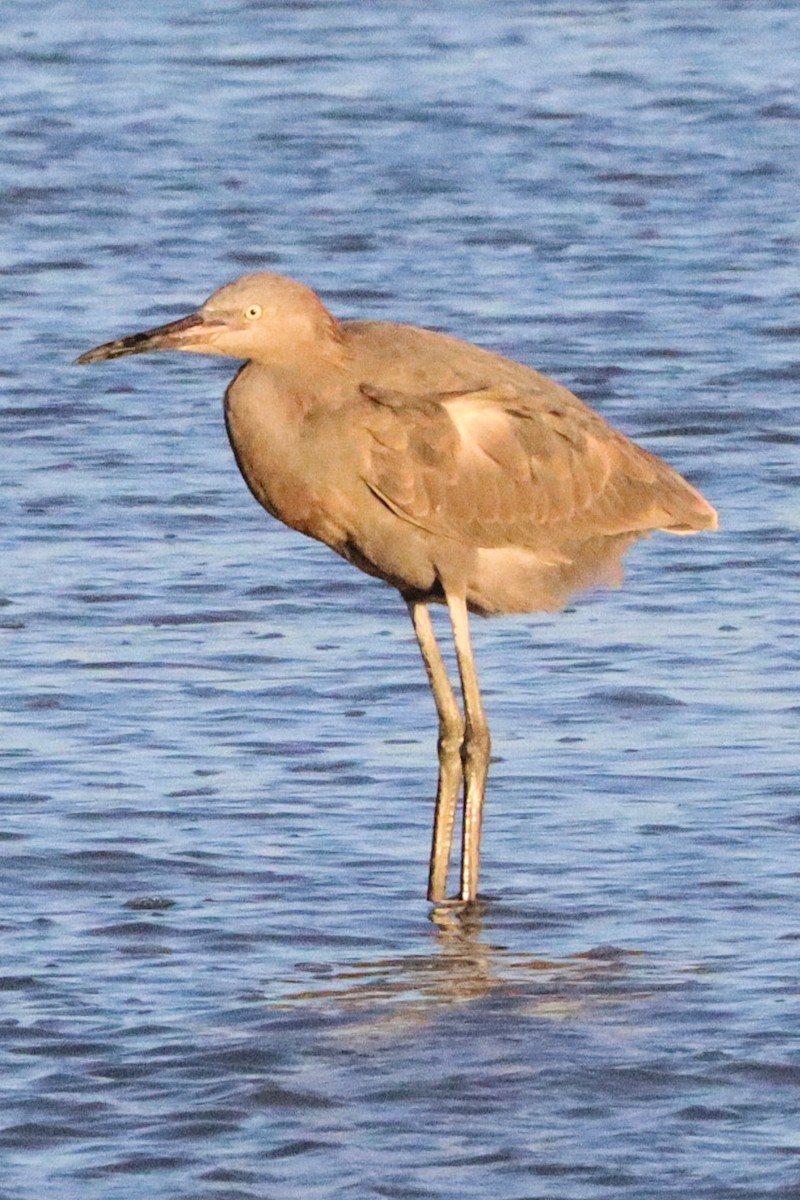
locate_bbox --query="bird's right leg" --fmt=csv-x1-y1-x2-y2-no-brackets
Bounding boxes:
407,600,465,902
446,593,491,904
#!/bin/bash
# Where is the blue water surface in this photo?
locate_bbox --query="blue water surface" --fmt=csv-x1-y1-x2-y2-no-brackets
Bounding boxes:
2,2,800,1197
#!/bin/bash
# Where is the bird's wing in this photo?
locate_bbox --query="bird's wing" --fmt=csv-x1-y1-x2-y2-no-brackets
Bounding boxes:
358,381,715,550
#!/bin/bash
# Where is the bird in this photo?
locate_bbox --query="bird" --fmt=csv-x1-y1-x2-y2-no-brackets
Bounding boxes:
76,271,718,905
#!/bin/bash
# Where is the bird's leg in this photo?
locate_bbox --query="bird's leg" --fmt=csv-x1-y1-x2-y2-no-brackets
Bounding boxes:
446,594,491,903
407,600,465,902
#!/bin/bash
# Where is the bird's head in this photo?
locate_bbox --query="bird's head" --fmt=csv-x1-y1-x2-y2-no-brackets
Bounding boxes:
75,273,343,366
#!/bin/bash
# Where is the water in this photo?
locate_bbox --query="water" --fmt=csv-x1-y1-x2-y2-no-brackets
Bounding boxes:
2,1,800,1196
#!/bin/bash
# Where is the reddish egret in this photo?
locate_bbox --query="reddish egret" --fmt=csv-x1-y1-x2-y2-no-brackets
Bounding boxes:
76,272,717,904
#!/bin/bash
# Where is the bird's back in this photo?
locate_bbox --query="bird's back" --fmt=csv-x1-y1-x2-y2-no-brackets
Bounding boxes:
343,319,601,412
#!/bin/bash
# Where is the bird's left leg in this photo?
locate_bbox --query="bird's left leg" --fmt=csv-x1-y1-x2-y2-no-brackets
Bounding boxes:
446,593,491,903
407,600,464,902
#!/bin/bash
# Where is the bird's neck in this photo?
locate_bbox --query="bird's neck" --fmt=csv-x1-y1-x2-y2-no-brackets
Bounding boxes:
247,343,353,415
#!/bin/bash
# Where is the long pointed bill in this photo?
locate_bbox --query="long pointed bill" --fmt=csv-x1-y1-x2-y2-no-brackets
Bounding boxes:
75,312,219,364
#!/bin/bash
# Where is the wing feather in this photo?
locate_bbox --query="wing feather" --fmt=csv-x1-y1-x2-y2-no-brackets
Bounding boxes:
359,381,715,550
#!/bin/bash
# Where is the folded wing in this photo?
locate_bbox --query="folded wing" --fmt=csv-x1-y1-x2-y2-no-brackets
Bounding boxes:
359,381,717,557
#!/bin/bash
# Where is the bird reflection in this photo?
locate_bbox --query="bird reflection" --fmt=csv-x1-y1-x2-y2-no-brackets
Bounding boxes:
275,904,648,1027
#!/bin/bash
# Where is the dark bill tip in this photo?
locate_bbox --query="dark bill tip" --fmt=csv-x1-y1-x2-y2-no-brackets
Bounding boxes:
74,312,205,365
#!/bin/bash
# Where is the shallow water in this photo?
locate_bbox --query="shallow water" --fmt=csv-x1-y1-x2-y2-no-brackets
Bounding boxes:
3,1,800,1197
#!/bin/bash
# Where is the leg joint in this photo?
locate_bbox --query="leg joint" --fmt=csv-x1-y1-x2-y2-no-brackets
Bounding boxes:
438,708,465,754
464,719,491,757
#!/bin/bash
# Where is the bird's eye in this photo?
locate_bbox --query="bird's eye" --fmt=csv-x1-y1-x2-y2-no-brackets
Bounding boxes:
244,304,262,320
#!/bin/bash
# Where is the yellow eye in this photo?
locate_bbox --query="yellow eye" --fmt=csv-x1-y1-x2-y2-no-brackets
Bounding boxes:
244,304,262,320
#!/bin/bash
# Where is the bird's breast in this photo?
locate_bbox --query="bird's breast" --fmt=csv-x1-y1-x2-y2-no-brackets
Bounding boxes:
223,366,362,553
